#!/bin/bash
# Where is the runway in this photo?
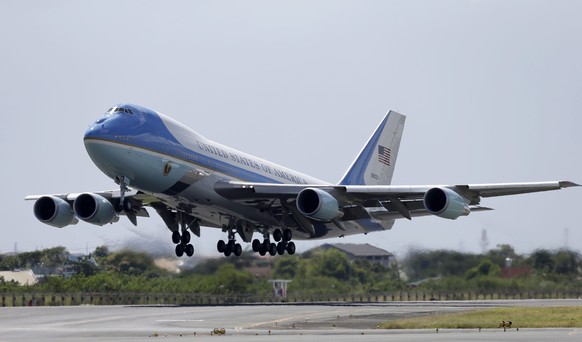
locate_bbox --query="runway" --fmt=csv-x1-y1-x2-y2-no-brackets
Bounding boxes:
0,299,580,341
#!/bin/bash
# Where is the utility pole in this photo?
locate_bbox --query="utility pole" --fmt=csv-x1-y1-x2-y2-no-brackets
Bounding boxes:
479,229,490,254
564,228,569,249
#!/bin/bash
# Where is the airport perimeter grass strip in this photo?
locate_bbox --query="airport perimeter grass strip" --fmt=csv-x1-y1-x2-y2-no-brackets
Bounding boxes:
380,307,582,329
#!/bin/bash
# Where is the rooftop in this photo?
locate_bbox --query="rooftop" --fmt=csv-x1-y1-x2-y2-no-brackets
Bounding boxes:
0,269,38,285
323,243,393,257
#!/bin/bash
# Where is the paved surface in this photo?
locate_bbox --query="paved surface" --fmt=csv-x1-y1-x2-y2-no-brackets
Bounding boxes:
0,300,580,341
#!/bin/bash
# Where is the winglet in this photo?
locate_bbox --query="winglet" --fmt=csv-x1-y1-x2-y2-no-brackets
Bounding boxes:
339,111,406,185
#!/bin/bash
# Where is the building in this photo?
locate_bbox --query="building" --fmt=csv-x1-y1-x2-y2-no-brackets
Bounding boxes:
0,269,38,286
321,243,394,268
501,267,531,278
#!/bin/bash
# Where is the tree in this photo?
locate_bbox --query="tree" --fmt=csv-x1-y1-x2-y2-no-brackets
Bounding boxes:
553,249,580,275
39,247,68,269
486,244,523,268
102,250,164,277
73,259,99,277
273,255,300,279
531,249,555,273
465,259,500,280
403,249,481,281
320,249,350,280
93,246,110,259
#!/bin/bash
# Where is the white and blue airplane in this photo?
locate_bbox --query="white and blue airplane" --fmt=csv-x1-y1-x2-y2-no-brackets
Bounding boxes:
26,104,578,257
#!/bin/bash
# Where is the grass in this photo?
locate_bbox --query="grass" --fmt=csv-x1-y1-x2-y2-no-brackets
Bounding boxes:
379,307,582,329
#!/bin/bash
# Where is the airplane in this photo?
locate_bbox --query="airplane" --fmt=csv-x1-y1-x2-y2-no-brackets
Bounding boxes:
26,104,579,258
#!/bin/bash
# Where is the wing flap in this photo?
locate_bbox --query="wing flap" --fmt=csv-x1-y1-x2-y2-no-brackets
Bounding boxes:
214,180,336,199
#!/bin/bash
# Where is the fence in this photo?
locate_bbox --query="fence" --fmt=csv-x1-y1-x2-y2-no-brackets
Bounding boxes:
2,290,581,307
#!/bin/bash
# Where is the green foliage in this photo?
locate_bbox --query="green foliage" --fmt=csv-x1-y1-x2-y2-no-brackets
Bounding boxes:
380,307,582,329
1,244,580,296
0,247,67,271
552,249,578,275
531,249,555,273
407,247,582,293
485,244,523,267
465,259,500,280
273,255,300,279
101,249,163,277
92,246,110,259
275,248,404,295
403,249,482,281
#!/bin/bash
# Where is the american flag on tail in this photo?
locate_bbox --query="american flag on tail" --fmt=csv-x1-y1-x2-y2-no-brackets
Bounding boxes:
378,145,391,166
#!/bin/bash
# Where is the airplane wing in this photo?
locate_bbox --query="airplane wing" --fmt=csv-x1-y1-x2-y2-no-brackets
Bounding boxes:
215,180,579,221
25,189,152,224
27,180,577,233
25,188,224,232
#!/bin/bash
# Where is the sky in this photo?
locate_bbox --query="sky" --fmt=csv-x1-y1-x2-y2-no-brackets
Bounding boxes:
1,0,581,261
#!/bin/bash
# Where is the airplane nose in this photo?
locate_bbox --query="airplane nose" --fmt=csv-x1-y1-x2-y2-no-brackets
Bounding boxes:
84,122,102,140
84,114,115,140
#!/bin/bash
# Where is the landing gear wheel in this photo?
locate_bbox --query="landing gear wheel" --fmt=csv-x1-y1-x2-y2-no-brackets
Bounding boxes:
217,240,226,253
185,244,194,257
252,239,261,252
286,241,296,255
258,246,267,256
172,231,181,244
283,228,293,242
181,230,191,245
273,229,282,242
224,241,233,256
276,242,286,255
268,243,277,256
175,244,184,257
234,243,242,257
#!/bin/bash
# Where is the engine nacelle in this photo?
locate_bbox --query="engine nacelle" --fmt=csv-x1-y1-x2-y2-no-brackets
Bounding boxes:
33,196,78,228
296,188,341,221
423,187,470,220
73,193,119,226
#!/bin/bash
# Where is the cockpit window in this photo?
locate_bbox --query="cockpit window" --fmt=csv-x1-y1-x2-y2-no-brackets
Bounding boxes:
106,107,134,115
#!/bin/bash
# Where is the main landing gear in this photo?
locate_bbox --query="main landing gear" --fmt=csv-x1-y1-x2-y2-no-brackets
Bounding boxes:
251,228,295,256
216,230,242,257
216,226,296,257
172,227,194,258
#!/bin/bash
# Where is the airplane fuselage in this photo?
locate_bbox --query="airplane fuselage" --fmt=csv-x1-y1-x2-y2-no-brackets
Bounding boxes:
83,104,356,238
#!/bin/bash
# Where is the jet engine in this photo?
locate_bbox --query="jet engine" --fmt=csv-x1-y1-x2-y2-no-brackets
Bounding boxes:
296,188,341,221
73,193,119,226
33,196,78,228
423,187,470,220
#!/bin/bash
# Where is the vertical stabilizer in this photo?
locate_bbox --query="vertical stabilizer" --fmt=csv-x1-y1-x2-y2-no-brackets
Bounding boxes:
339,111,405,185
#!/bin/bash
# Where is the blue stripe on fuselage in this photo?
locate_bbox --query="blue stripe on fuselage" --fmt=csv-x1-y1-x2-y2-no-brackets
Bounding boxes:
84,104,285,184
